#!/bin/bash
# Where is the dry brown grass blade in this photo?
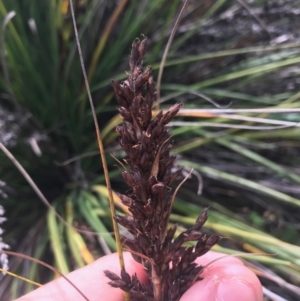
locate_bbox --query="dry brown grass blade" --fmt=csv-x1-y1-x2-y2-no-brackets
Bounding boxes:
68,1,129,300
0,268,41,288
155,0,190,110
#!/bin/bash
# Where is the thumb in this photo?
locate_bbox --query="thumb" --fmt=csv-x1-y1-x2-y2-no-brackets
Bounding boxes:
180,256,263,301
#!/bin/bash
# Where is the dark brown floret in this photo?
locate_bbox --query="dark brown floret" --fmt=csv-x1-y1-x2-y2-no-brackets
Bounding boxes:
106,37,220,301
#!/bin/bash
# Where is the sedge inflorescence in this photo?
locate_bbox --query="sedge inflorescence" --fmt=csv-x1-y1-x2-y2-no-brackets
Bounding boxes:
104,37,219,301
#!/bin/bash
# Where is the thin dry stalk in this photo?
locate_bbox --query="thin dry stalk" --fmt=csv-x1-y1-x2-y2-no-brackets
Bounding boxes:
68,1,129,299
156,0,190,110
105,38,220,301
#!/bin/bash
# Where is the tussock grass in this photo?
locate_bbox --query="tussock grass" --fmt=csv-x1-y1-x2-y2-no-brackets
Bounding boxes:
0,0,299,300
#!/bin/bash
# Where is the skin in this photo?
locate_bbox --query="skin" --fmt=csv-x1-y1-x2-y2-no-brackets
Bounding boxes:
15,251,263,301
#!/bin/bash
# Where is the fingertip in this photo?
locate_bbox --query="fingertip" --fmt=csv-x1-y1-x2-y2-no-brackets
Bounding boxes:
15,252,146,301
180,262,263,301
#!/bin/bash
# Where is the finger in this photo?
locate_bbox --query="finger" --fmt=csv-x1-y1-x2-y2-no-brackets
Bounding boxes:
180,251,263,301
15,252,146,301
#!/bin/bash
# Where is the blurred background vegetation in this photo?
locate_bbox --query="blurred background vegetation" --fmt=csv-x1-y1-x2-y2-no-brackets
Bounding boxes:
0,0,300,300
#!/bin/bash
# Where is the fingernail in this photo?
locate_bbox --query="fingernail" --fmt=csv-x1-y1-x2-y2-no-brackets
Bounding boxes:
216,277,259,301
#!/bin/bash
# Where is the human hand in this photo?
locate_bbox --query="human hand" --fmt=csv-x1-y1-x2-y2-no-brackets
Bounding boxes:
15,251,263,301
